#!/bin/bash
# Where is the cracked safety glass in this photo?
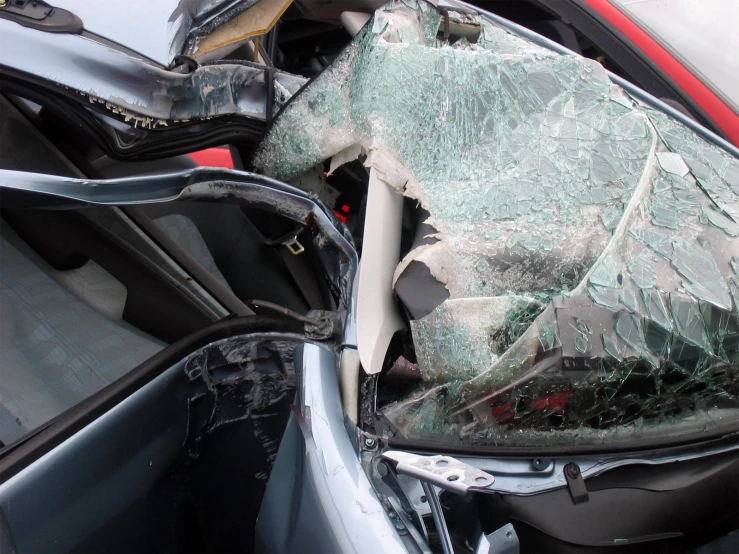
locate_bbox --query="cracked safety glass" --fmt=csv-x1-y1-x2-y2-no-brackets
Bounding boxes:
254,0,739,447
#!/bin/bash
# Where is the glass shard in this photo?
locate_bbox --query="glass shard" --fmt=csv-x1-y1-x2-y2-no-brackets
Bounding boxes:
656,152,690,177
628,252,657,289
669,294,710,351
253,0,739,447
588,285,620,309
602,334,623,361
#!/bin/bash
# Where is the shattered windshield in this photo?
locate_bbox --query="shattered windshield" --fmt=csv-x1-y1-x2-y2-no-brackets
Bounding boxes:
254,0,739,447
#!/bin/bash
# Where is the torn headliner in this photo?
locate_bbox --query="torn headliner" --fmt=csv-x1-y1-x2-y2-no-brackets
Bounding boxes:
253,0,739,446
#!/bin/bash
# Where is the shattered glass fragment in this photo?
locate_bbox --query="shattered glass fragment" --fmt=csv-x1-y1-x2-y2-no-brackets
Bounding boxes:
628,251,657,289
602,334,623,361
700,302,739,365
600,203,624,231
620,289,641,312
569,316,593,336
632,228,731,310
642,288,672,331
644,319,670,357
588,285,620,309
255,0,652,301
538,316,560,351
411,296,543,382
731,256,739,277
671,240,731,310
669,294,710,351
656,152,690,177
731,278,739,313
703,206,739,237
614,311,648,354
630,228,673,259
589,255,623,289
253,0,739,447
574,335,588,354
649,176,686,230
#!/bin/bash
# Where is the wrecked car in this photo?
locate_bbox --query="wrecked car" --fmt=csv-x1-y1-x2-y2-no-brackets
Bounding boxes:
0,0,738,552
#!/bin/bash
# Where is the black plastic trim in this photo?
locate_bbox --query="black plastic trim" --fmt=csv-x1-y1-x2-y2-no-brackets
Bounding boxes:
386,424,739,458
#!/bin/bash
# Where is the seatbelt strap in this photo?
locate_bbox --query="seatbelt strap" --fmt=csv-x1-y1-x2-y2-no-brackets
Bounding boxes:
277,239,326,311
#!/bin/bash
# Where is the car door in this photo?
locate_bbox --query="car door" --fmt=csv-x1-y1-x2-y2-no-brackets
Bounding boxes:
0,91,356,553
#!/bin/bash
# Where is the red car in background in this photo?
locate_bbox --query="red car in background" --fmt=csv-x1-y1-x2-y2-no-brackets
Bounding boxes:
583,0,738,145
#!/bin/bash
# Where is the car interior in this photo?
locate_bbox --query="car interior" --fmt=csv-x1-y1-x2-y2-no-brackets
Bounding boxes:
0,2,737,552
0,91,330,552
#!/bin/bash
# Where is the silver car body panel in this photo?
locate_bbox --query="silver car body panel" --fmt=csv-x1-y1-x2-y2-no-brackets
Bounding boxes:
0,18,305,126
0,356,190,553
51,0,196,66
48,0,259,66
0,332,326,553
257,344,408,553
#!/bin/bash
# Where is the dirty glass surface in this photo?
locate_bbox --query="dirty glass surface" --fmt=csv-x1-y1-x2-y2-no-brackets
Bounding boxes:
253,0,739,447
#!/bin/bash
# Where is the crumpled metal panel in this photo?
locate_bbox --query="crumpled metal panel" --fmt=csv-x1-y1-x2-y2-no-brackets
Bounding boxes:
0,19,305,126
253,1,739,446
49,0,261,66
49,0,194,66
